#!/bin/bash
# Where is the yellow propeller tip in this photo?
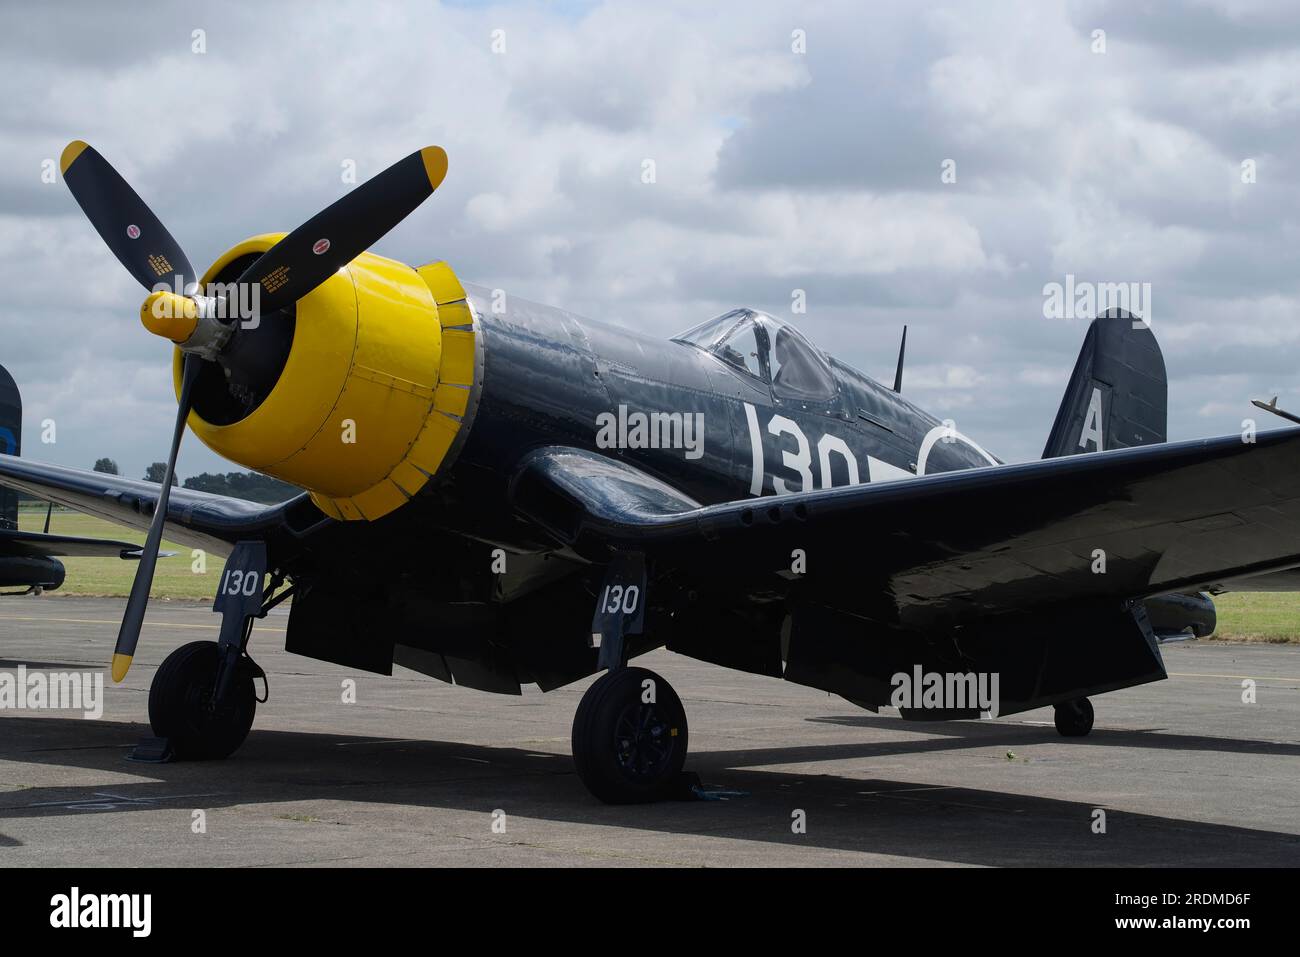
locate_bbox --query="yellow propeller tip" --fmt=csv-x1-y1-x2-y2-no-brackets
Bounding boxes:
110,653,132,683
420,146,448,191
60,140,89,175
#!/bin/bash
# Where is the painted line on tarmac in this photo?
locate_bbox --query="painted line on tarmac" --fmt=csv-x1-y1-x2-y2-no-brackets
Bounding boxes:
1169,670,1300,681
0,615,285,634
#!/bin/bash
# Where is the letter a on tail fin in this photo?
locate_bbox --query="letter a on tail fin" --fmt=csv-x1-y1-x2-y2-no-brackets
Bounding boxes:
1042,308,1166,458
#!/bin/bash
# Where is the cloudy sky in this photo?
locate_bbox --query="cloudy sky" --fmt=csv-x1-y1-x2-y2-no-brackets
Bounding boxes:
2,0,1298,480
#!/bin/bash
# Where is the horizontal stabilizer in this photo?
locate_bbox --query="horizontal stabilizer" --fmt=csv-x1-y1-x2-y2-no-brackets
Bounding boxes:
0,526,162,560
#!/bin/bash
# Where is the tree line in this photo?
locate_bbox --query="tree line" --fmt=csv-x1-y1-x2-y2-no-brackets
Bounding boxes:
90,458,299,504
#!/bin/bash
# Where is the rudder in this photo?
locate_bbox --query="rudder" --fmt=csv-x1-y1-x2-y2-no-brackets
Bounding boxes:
1043,309,1166,458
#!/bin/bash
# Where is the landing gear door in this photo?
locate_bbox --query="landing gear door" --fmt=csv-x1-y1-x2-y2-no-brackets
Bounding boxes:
214,541,267,622
591,551,647,671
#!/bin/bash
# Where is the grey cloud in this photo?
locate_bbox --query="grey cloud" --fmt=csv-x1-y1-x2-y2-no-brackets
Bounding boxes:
0,0,1297,479
1067,0,1300,62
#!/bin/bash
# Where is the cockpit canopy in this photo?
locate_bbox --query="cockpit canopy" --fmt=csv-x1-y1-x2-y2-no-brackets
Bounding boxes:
673,308,837,401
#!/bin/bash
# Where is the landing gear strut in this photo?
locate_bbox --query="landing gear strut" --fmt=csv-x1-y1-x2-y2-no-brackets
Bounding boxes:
140,540,279,762
572,666,688,803
1054,697,1094,737
572,553,690,803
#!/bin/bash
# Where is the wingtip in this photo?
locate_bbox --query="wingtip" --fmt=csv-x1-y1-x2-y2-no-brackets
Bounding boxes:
60,140,89,175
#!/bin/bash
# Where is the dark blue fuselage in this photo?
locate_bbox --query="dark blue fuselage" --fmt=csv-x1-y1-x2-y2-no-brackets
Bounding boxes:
448,288,998,548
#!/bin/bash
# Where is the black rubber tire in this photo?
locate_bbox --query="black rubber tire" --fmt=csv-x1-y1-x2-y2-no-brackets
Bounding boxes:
572,666,688,804
1053,697,1094,737
148,641,256,760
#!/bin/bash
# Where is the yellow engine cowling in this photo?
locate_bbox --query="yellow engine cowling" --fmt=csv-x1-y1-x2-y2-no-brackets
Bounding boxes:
175,233,479,521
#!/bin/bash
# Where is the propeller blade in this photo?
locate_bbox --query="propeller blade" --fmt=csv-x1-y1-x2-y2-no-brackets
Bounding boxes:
234,146,447,315
111,353,202,682
60,141,195,294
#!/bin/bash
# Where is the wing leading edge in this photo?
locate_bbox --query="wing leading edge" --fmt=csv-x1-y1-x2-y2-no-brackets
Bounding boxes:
0,454,312,558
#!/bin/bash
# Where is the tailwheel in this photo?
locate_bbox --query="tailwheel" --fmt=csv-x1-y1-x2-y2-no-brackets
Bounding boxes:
572,666,688,804
1053,697,1094,737
148,640,256,760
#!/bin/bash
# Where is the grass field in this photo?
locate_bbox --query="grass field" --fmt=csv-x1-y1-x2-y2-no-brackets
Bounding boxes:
1206,592,1300,643
19,507,220,600
14,507,1300,641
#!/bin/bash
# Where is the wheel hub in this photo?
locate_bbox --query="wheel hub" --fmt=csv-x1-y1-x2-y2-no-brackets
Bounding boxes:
614,702,674,778
183,680,238,728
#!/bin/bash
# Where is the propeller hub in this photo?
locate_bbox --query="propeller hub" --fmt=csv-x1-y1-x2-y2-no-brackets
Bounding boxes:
140,290,198,342
141,290,235,359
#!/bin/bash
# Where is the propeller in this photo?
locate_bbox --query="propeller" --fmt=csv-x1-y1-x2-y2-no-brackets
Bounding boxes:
60,141,195,293
61,140,450,681
111,353,200,681
234,147,447,316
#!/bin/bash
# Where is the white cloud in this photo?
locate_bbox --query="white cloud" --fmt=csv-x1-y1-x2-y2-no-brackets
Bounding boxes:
0,0,1296,477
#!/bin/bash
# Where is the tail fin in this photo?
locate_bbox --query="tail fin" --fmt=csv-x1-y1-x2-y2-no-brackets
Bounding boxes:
0,364,19,530
1043,309,1166,458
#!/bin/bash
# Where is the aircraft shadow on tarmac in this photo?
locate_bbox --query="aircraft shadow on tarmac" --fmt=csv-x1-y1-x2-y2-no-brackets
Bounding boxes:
0,658,98,672
1,716,1296,865
806,713,1300,759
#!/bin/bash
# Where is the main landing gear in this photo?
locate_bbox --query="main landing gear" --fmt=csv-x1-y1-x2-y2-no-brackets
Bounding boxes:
138,541,280,762
149,641,258,759
1053,697,1094,737
572,666,689,804
572,551,691,803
